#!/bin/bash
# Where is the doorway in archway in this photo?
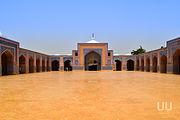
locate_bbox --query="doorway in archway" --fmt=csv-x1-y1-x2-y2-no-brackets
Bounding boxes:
85,51,101,71
173,49,180,74
127,59,134,71
64,60,72,71
52,60,59,71
1,50,14,75
115,60,122,71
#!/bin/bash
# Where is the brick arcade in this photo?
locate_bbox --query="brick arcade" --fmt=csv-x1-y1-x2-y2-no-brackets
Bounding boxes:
0,35,180,76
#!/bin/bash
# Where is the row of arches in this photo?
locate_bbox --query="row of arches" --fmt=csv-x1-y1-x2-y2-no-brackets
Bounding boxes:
51,59,72,71
1,49,180,75
136,55,167,73
19,55,50,74
114,49,180,74
115,59,135,71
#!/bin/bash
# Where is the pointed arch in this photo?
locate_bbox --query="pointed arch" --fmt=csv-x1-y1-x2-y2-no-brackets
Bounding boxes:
64,60,72,71
160,55,167,73
1,50,14,75
36,58,40,72
173,49,180,74
136,59,139,71
19,55,26,74
85,51,101,71
47,59,50,71
152,56,158,72
29,56,34,73
146,57,150,72
127,59,134,71
42,59,45,72
115,60,122,71
51,60,59,71
141,58,144,71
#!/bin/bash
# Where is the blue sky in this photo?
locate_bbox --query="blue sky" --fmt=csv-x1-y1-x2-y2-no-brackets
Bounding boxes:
0,0,180,55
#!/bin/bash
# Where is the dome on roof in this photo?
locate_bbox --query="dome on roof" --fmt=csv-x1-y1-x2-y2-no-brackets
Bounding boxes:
86,40,99,43
86,33,99,43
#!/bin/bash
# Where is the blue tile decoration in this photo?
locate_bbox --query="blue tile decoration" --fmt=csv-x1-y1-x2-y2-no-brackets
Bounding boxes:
29,53,34,58
36,55,40,59
152,53,158,58
107,60,111,65
63,57,73,62
172,46,180,56
160,50,167,57
123,66,126,70
19,51,26,57
60,66,64,70
83,48,102,65
83,48,102,57
1,46,14,56
167,41,178,58
51,57,60,61
103,66,112,70
75,60,79,65
0,39,17,61
73,66,83,70
113,57,122,61
146,54,150,58
125,57,135,61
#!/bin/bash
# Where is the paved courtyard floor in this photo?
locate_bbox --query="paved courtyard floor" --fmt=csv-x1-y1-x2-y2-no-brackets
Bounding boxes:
0,71,180,120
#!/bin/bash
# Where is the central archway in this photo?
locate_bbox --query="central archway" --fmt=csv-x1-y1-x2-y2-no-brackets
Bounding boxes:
1,50,14,75
127,59,134,71
64,60,72,71
173,49,180,74
85,51,101,71
115,60,122,71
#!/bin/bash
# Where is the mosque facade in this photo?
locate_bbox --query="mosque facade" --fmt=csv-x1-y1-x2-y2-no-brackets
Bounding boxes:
0,35,180,76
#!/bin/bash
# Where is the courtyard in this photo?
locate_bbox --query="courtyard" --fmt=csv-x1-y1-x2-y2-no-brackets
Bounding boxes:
0,71,180,120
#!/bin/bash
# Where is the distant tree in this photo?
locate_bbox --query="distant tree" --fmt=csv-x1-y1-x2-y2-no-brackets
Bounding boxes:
131,46,146,55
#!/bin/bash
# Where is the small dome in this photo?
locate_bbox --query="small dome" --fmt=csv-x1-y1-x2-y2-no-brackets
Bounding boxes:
86,40,99,43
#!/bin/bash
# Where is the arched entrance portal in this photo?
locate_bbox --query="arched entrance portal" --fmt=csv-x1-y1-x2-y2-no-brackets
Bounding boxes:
19,55,26,74
115,60,122,71
136,59,139,71
29,57,34,73
152,56,158,72
173,49,180,74
160,55,167,73
64,60,72,71
127,59,134,71
52,60,59,71
146,57,150,72
1,50,13,75
85,51,101,71
36,58,40,72
42,59,45,72
141,58,144,71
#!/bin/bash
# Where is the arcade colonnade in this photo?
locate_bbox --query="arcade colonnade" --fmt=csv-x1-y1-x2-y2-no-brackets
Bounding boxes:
0,36,180,76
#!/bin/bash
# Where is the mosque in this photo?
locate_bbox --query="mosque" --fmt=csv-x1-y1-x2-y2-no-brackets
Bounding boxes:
0,34,180,76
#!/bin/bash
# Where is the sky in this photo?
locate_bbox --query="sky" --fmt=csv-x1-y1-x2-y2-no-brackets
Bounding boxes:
0,0,180,55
